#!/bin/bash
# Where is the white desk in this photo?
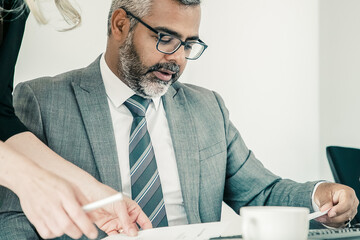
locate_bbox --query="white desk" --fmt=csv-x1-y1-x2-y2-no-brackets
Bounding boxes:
102,218,360,240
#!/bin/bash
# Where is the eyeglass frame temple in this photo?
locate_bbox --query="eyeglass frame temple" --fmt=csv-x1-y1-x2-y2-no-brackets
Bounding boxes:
122,8,159,36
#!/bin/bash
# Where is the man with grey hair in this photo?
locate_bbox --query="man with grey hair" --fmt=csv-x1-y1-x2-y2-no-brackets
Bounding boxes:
1,0,358,239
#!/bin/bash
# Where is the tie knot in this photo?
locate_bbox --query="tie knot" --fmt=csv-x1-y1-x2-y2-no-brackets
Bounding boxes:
124,95,151,117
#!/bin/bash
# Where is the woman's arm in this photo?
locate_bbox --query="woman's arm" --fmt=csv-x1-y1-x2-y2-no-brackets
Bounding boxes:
5,132,103,199
0,140,98,239
3,132,151,238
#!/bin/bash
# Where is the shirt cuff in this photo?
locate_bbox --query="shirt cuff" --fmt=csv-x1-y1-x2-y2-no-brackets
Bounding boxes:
311,181,326,212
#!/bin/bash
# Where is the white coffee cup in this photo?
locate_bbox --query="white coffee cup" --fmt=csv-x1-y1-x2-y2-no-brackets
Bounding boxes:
240,206,309,240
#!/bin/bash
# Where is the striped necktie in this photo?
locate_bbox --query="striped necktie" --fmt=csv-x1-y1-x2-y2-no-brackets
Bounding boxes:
124,95,168,228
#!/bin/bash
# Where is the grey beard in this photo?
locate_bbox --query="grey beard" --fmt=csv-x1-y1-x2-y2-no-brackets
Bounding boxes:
117,32,180,98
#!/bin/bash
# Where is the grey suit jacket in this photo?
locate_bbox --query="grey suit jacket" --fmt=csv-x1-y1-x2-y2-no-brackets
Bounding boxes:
0,56,318,239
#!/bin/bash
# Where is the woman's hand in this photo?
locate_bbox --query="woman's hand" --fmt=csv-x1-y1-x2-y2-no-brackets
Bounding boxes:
16,166,99,239
3,134,152,238
17,166,152,239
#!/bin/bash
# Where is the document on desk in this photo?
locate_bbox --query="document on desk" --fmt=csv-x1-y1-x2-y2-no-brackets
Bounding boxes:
102,221,241,240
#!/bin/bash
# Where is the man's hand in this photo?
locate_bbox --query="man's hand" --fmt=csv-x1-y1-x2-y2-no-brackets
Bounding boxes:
86,186,152,237
314,182,359,228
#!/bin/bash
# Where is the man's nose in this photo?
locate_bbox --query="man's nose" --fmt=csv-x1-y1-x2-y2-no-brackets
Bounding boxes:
164,46,187,66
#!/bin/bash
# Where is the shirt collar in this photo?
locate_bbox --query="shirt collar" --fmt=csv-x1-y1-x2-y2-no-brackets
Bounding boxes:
100,54,161,110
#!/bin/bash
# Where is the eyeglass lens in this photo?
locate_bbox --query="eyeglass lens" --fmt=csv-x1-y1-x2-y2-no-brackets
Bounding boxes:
157,35,204,60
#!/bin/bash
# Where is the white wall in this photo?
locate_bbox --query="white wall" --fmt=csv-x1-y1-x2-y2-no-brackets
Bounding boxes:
15,0,320,182
184,0,320,182
319,0,360,180
15,0,110,79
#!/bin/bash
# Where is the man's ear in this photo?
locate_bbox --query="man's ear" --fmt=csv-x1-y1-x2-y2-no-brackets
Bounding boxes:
110,8,130,44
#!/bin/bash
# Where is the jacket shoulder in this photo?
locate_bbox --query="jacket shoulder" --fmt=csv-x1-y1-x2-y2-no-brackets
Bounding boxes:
16,56,101,92
18,67,85,90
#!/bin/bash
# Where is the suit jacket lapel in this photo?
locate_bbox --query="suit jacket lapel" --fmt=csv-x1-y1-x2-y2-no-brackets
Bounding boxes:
162,84,201,224
71,57,122,192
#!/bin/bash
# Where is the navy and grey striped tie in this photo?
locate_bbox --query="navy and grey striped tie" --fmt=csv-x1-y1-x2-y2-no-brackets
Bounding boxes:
124,95,168,228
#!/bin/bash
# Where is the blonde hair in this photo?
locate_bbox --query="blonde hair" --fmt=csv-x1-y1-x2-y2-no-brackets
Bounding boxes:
0,0,81,31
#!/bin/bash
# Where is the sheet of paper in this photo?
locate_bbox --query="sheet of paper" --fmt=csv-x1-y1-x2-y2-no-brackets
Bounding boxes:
102,220,242,240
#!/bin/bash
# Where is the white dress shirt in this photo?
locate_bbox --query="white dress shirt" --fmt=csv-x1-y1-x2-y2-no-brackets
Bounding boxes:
100,54,188,226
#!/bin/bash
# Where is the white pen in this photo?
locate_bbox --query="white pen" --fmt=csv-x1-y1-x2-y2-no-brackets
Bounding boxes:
308,208,330,220
82,193,124,213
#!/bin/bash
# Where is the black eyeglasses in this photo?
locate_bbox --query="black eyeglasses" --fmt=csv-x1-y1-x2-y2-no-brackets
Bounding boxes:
122,8,208,60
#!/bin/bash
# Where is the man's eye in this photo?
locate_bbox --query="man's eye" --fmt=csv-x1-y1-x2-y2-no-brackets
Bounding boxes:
184,44,193,50
184,43,194,51
159,36,175,44
160,39,171,44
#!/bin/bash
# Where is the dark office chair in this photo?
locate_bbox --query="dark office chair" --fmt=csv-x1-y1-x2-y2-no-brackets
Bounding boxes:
326,146,360,224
